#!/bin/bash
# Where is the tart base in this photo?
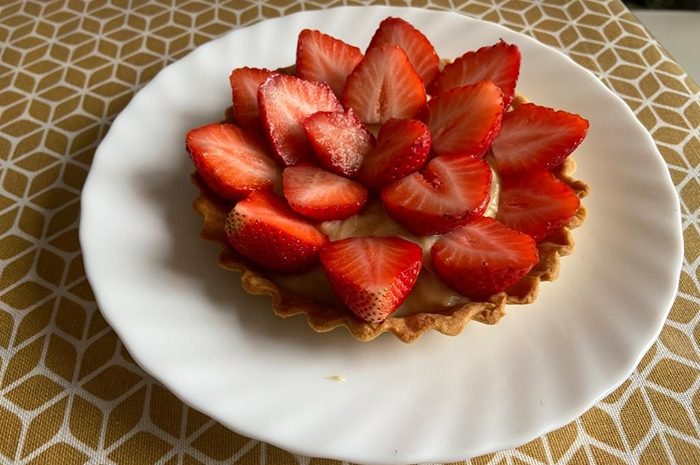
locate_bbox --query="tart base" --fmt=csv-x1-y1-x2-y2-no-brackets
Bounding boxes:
192,156,587,343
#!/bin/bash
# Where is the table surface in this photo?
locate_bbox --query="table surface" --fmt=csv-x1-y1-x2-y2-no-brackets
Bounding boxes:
633,10,700,85
1,1,699,464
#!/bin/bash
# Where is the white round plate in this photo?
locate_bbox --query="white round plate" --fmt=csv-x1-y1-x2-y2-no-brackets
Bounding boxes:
80,6,683,464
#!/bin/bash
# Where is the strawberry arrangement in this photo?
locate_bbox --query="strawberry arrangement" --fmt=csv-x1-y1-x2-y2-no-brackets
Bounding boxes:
186,17,589,338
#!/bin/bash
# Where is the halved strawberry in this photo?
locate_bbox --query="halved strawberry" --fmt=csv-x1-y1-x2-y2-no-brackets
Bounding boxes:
230,67,272,128
320,236,423,323
358,118,430,191
431,217,538,300
342,45,427,124
296,29,363,97
258,73,343,166
381,153,492,235
425,80,504,157
428,40,521,106
303,109,373,177
496,170,581,242
186,123,278,201
225,190,328,273
283,165,368,221
491,103,589,176
367,17,440,86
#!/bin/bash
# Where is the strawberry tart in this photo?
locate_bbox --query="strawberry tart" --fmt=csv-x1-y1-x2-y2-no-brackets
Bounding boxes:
187,17,589,342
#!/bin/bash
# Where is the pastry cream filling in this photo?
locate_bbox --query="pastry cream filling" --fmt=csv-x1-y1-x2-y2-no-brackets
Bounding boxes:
273,167,501,316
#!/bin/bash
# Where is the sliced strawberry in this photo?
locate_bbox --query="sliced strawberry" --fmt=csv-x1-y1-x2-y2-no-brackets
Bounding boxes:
186,123,278,201
342,45,427,124
258,73,343,166
225,190,328,273
303,109,373,177
381,153,491,235
425,80,504,157
367,17,440,86
296,29,363,97
283,166,368,221
230,67,272,128
429,40,521,106
431,217,538,300
496,170,581,242
358,118,430,191
320,236,422,323
491,103,589,176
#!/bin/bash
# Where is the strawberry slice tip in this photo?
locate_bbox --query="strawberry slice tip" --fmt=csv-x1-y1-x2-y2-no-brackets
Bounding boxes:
320,236,423,323
303,109,373,177
381,153,492,235
186,123,279,201
225,190,328,273
491,103,589,176
496,170,581,242
431,217,538,300
429,40,521,107
367,16,440,86
425,80,504,157
359,118,430,191
342,44,427,125
230,67,273,129
296,29,364,97
258,73,343,166
283,165,368,221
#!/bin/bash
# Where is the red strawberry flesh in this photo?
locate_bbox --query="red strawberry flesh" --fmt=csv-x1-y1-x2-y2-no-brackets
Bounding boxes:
367,17,440,86
225,190,328,273
186,123,278,201
296,29,363,97
496,170,581,242
431,217,538,300
429,40,521,107
491,103,589,176
230,67,272,129
283,165,368,221
425,80,504,157
320,236,423,323
342,44,427,124
303,109,373,177
359,118,430,191
258,73,343,166
381,153,492,235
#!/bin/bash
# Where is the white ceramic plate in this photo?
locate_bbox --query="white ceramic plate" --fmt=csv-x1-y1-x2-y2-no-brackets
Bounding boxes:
80,6,683,464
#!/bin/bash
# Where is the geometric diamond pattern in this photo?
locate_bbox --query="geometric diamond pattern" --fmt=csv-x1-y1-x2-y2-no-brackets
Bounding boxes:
1,1,699,464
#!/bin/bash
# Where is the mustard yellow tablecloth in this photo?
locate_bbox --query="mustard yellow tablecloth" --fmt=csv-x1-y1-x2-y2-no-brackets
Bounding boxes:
1,1,699,464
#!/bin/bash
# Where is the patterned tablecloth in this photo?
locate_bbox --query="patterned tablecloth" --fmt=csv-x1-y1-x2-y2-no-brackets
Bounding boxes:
1,1,699,464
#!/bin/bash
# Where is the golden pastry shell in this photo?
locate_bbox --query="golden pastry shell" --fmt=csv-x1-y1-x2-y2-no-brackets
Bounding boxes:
192,150,588,343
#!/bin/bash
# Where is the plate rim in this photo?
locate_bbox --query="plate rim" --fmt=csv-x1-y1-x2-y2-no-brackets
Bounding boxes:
79,5,684,464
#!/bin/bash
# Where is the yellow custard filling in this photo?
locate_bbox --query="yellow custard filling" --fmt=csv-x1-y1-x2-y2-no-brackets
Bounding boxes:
272,166,500,316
